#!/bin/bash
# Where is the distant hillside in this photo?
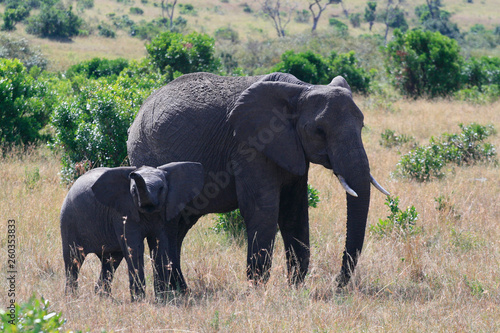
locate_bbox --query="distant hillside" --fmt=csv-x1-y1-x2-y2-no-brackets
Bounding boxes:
1,0,499,71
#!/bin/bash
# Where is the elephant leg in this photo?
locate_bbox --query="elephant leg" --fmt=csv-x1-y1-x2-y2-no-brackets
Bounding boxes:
235,172,280,284
148,228,187,302
63,242,86,295
116,225,146,301
95,251,123,296
278,176,310,285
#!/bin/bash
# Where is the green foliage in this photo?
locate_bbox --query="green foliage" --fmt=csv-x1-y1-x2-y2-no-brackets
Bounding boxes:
26,4,83,39
364,1,377,30
130,7,144,15
370,196,421,238
0,58,54,148
463,275,486,297
146,31,221,79
213,184,320,240
295,9,310,23
307,184,320,208
66,57,129,80
98,23,116,38
461,56,500,91
272,50,372,94
1,5,30,31
329,18,348,36
0,33,48,70
379,129,415,148
24,166,41,189
396,123,497,181
273,50,331,84
329,51,372,95
179,3,196,15
415,1,460,39
349,13,361,28
380,6,408,32
0,295,65,332
385,29,463,98
454,84,499,104
215,26,239,43
51,70,162,182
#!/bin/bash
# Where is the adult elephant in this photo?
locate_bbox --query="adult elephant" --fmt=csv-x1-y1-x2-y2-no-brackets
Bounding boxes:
127,72,389,294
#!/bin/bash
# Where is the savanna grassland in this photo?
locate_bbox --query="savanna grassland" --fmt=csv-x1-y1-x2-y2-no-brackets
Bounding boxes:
1,98,499,332
1,0,500,331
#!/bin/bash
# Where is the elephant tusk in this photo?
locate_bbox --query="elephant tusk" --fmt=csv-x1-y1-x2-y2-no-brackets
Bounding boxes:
370,175,391,196
337,175,358,197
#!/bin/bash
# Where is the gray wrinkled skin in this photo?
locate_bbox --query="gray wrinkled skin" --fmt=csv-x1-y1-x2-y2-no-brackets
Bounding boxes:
60,162,203,301
127,72,372,289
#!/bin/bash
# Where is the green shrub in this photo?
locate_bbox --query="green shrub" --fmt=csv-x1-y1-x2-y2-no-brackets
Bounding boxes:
0,58,54,149
295,9,311,23
461,56,500,90
379,129,415,148
0,295,65,332
51,72,161,182
215,26,239,43
370,196,421,238
98,23,116,38
130,7,144,15
1,6,30,31
213,184,320,240
329,51,372,94
272,50,372,93
26,4,83,39
66,57,129,80
384,29,463,98
273,50,331,85
349,13,361,28
146,31,221,79
396,123,497,181
179,3,196,15
454,85,500,104
329,18,348,36
0,33,48,70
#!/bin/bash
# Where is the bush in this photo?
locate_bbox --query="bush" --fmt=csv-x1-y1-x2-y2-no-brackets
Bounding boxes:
370,196,421,239
329,18,348,36
349,13,361,28
26,4,83,39
130,7,144,15
51,72,161,182
215,26,239,43
0,59,54,149
385,29,463,98
396,123,497,181
0,295,65,332
379,129,415,148
329,51,372,94
1,6,30,31
272,50,331,84
272,50,372,93
98,23,116,38
461,56,500,90
213,185,320,240
295,9,311,23
179,3,196,15
66,57,129,80
146,31,221,79
0,33,48,70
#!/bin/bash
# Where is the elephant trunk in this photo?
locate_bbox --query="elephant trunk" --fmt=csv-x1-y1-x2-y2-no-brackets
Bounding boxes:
329,147,371,288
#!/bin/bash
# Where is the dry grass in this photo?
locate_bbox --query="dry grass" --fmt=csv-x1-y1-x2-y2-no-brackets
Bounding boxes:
0,98,499,332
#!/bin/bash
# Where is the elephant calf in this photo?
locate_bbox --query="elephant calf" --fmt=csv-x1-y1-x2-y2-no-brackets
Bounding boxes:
60,162,204,301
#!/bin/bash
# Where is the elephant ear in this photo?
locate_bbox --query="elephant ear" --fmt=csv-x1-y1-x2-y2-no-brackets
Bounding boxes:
157,162,205,220
228,81,307,175
91,167,139,221
329,76,352,97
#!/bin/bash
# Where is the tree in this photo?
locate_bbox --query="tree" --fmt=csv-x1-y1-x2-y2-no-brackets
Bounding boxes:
259,0,297,37
415,0,460,39
160,0,178,30
364,1,376,31
381,0,408,44
26,4,83,39
384,29,463,97
309,0,339,33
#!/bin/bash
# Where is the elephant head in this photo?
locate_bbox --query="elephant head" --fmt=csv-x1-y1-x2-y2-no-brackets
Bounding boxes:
91,162,204,221
228,74,389,286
